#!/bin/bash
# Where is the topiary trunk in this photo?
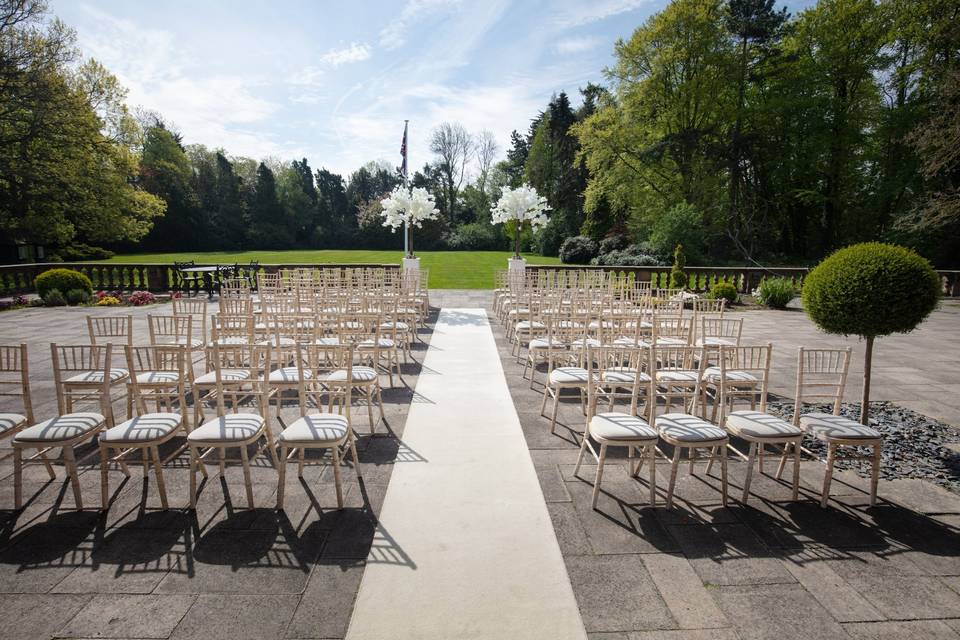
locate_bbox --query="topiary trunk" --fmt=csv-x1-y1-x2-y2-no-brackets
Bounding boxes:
860,335,873,425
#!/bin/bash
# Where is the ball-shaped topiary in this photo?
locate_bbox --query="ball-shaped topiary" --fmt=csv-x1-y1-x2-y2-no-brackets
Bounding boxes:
708,280,739,305
559,235,598,265
35,268,93,299
802,242,940,423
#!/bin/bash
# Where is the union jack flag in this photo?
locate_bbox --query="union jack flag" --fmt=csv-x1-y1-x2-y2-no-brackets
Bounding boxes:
400,120,408,178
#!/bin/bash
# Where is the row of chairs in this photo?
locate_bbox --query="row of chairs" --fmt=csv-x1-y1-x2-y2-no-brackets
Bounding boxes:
495,277,882,510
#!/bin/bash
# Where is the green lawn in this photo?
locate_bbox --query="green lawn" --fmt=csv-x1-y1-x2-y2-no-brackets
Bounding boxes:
103,250,561,289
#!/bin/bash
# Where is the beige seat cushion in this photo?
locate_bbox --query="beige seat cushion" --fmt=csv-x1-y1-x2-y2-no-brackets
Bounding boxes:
0,412,27,436
657,413,727,442
208,337,248,347
65,369,127,384
601,368,652,384
703,367,759,383
135,371,182,384
696,337,737,347
257,336,297,347
656,370,700,383
359,338,396,349
279,414,348,444
549,367,588,385
800,412,881,441
102,413,182,443
14,413,104,443
327,366,378,383
590,413,657,441
188,413,265,443
194,369,251,385
267,367,310,383
156,336,204,349
515,320,545,331
655,337,688,346
726,410,802,439
529,338,565,350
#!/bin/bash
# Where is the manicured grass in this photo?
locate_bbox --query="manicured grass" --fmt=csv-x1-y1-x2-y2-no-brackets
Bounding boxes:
103,250,561,289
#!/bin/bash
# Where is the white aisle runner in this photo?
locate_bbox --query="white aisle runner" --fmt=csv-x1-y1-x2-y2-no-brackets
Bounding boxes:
345,308,588,640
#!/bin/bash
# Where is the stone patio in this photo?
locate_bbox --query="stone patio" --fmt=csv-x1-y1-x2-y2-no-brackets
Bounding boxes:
0,292,958,639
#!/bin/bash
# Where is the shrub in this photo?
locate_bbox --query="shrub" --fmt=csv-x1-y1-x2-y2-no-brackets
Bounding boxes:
128,291,156,306
57,243,115,261
35,268,93,299
670,244,688,289
42,288,66,306
599,234,629,255
446,223,505,251
708,280,739,304
803,242,940,423
595,249,662,266
12,294,27,306
559,235,599,264
65,289,91,306
95,295,122,306
755,277,795,309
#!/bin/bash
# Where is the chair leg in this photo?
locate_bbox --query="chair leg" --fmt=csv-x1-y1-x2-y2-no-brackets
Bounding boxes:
591,444,608,510
276,444,287,509
821,443,836,508
549,390,560,435
776,441,790,479
349,435,361,479
791,439,801,501
869,443,881,507
63,446,83,510
539,385,550,417
332,446,343,508
573,431,589,477
720,443,728,507
648,444,656,505
666,446,682,509
366,390,375,433
742,441,757,504
14,447,23,509
39,449,56,479
240,444,254,508
99,445,110,509
189,447,199,509
151,445,168,510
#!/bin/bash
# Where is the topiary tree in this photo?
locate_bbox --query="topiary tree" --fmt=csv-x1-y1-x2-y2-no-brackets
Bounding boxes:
35,268,93,299
802,242,941,424
670,243,687,289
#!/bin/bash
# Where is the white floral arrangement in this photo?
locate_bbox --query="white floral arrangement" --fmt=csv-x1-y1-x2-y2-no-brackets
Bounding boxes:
490,184,551,257
380,185,440,231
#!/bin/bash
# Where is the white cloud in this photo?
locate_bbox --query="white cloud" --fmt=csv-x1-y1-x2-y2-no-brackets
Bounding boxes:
379,0,463,50
553,0,654,28
319,42,372,67
554,35,602,54
288,66,324,86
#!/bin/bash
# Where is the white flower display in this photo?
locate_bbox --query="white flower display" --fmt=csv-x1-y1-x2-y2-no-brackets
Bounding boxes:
490,184,551,257
380,185,440,231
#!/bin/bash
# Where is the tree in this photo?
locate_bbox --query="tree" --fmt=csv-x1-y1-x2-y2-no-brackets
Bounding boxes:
474,129,498,197
0,1,163,254
139,125,199,249
429,122,473,223
802,242,940,423
249,162,291,248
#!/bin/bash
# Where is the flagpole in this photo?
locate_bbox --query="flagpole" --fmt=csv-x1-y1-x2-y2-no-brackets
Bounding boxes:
402,120,409,258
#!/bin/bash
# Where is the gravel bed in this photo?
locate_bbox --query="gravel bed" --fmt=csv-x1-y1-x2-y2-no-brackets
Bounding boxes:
766,400,960,492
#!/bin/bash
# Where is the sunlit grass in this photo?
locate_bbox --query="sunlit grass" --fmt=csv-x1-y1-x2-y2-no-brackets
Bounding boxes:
104,250,561,289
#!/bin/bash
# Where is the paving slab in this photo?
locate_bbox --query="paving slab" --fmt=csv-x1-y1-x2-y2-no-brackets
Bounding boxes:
345,309,587,640
0,593,90,640
59,593,196,638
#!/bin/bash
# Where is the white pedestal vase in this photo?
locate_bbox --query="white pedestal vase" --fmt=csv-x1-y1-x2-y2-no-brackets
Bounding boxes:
508,256,526,289
402,256,421,273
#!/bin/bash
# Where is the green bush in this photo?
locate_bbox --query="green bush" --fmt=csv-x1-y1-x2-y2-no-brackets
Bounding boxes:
35,268,93,299
594,248,662,266
58,243,115,261
65,288,91,306
599,234,629,255
446,223,505,251
670,244,688,289
755,277,795,309
802,242,940,337
559,235,598,264
647,202,705,260
708,280,739,304
803,242,940,423
42,288,66,307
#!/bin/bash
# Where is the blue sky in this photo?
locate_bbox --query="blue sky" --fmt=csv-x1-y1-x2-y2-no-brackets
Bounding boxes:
52,0,815,177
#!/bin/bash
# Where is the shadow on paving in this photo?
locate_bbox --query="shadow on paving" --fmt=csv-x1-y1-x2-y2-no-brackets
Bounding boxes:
484,298,960,638
0,308,439,640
